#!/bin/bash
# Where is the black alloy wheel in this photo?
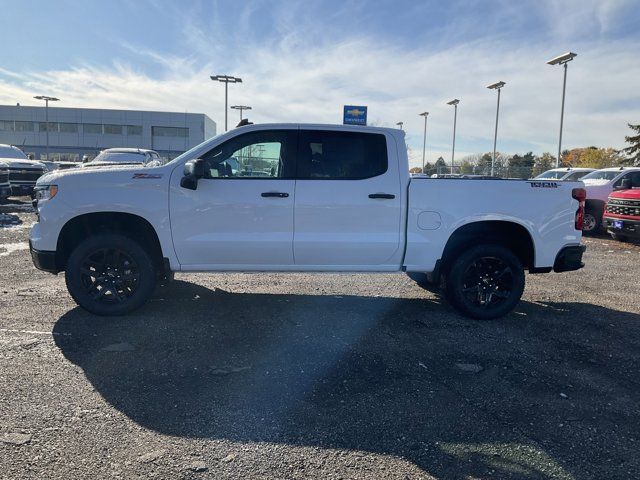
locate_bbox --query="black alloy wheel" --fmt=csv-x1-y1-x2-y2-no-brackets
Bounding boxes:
79,248,140,304
460,256,514,309
65,234,156,316
446,244,525,320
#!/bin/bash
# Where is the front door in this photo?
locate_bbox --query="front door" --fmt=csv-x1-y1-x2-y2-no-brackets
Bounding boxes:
170,129,298,268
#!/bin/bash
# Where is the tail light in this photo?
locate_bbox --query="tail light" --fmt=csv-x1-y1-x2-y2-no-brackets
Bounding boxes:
572,188,586,230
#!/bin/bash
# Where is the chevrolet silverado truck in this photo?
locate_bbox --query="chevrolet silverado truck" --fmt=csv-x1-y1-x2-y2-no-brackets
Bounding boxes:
604,185,640,242
580,167,640,234
0,161,10,199
30,124,586,319
0,144,47,196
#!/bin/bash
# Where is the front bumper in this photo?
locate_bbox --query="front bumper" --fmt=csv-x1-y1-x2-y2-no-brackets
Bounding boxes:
553,244,586,273
29,240,59,274
604,216,640,239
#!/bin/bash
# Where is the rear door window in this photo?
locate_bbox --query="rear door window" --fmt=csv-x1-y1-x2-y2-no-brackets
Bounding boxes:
296,130,388,180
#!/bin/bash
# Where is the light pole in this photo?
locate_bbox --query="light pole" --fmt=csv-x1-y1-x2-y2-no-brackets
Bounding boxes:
210,75,242,132
486,81,505,176
547,52,577,167
33,95,60,162
231,105,252,122
447,99,460,174
396,121,403,130
419,112,429,173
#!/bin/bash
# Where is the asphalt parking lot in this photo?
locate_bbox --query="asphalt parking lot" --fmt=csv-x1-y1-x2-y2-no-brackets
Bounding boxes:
1,197,639,480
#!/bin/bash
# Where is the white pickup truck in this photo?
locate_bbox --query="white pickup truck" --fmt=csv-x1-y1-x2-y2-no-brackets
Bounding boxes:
30,124,586,319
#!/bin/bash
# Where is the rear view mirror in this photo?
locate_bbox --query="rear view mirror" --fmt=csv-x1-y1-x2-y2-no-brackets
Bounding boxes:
180,159,205,190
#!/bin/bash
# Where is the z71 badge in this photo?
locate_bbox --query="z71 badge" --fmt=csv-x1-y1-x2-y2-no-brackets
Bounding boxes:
529,181,559,188
132,173,163,179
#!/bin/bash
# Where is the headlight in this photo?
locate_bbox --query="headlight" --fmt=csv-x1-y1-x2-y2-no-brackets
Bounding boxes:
34,185,58,202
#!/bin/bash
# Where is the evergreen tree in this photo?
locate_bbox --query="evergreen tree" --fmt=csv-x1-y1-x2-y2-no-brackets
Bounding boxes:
434,156,447,174
532,152,556,177
509,152,535,178
621,123,640,166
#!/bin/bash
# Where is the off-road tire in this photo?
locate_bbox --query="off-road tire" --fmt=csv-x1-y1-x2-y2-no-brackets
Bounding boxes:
65,234,156,316
446,244,525,320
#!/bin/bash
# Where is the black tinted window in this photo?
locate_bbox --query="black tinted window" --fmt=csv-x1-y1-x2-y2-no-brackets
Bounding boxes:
297,130,388,180
613,172,640,188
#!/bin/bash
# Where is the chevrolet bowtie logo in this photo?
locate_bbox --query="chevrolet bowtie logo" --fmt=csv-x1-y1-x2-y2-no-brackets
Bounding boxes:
346,108,365,116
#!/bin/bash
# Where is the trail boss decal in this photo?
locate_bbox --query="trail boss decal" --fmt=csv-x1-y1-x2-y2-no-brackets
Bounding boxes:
132,173,163,179
529,181,559,188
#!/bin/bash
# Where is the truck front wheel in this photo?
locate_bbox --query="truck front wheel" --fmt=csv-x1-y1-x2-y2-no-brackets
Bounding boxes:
446,244,525,320
65,234,157,316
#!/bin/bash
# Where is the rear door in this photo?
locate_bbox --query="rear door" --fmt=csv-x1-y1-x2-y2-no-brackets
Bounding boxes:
293,128,402,268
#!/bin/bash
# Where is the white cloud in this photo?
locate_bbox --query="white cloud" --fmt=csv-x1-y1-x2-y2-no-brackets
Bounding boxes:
0,1,638,170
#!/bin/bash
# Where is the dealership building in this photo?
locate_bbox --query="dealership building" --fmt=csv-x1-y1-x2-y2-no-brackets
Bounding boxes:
0,104,216,162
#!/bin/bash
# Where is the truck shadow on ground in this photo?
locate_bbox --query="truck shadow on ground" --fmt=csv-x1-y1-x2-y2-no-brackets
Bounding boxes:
53,280,640,479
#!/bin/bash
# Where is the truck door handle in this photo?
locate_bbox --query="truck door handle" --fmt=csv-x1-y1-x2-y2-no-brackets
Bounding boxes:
261,192,289,198
368,193,395,199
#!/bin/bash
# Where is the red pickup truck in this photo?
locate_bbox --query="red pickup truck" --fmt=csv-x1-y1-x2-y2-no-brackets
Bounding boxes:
604,188,640,241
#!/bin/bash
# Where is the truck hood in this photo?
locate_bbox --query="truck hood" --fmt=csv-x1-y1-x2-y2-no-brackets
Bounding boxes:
36,163,168,186
0,158,46,169
82,161,145,168
609,188,640,200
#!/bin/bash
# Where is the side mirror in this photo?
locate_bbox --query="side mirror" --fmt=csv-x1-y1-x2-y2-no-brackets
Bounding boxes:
180,159,205,190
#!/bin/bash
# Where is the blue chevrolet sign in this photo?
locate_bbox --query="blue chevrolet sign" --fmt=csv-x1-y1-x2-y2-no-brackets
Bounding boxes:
343,105,367,126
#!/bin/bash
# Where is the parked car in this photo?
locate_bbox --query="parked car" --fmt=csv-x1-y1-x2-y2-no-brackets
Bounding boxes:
0,144,47,196
31,123,585,320
0,161,10,199
533,167,595,181
603,182,640,241
40,160,80,172
83,148,163,168
580,167,640,234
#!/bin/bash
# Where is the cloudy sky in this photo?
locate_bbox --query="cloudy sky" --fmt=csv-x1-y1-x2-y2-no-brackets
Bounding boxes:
1,0,638,167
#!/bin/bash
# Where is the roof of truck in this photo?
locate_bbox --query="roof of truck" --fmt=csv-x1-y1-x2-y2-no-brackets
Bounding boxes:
234,123,403,134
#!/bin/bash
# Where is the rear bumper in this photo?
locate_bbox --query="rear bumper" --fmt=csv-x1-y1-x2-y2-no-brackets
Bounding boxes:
29,241,59,274
604,216,640,238
553,244,586,273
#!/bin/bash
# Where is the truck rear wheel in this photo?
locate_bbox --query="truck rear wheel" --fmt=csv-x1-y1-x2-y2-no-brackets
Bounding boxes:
446,244,525,320
65,234,156,316
582,207,601,235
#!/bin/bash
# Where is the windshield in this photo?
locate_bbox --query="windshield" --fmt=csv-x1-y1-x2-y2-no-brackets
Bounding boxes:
91,151,147,164
535,170,566,179
581,170,621,181
565,170,592,181
0,146,28,160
